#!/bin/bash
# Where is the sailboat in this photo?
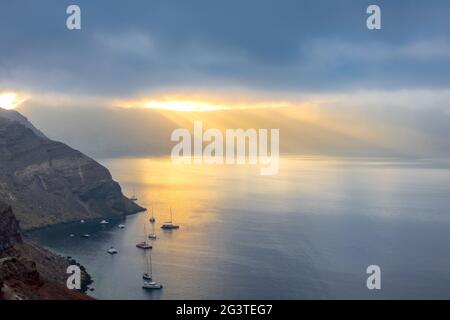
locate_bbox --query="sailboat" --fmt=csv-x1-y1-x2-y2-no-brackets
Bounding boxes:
148,219,157,240
149,207,156,223
142,280,163,290
142,251,163,290
142,251,152,280
136,223,152,249
130,188,138,202
161,208,180,230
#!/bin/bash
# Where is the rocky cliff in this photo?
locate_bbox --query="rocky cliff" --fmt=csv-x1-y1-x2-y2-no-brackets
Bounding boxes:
0,109,145,230
0,202,91,300
0,202,22,252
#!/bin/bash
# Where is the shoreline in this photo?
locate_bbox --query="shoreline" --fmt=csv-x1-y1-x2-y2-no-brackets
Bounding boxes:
23,208,147,297
22,207,147,234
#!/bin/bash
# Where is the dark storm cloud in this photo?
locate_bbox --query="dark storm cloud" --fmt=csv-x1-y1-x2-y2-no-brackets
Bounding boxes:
1,0,450,96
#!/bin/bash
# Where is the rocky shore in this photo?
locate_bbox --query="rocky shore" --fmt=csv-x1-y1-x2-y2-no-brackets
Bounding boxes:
0,201,92,300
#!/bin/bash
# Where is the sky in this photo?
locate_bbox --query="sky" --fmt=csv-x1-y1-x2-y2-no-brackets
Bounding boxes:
1,0,450,158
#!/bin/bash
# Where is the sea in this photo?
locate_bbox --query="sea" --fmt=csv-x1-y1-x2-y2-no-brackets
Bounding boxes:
30,156,450,299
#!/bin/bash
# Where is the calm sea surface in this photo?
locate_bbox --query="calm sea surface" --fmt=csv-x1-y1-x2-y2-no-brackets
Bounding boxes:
30,156,450,299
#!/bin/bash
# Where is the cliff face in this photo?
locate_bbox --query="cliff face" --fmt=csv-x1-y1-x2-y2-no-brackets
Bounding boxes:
0,110,144,230
0,202,22,252
0,202,90,300
0,256,92,300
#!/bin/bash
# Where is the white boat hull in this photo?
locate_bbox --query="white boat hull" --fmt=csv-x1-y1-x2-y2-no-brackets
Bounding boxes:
142,281,163,290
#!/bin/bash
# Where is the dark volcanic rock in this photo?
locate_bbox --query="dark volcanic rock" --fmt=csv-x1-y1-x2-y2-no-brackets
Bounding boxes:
0,111,145,230
0,201,92,300
0,257,41,287
0,202,22,252
0,255,91,300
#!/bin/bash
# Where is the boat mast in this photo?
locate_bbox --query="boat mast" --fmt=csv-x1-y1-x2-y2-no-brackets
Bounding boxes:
144,251,152,278
148,252,152,279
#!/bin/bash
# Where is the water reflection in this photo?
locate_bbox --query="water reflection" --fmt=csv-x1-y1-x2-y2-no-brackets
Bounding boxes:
30,157,450,299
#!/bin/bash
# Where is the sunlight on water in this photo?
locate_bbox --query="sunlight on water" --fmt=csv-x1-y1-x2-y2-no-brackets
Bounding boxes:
31,156,450,299
102,156,450,223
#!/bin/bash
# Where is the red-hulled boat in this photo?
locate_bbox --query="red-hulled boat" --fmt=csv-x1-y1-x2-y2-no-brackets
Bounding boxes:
136,242,152,250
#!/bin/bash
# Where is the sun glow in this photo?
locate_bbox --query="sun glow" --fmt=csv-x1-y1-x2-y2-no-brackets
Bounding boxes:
0,93,23,110
114,94,309,112
145,100,225,112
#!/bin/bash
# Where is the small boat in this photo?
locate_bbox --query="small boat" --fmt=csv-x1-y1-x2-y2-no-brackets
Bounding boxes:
100,220,109,224
142,252,162,289
118,224,125,229
161,208,180,230
82,234,90,238
80,220,85,223
107,247,118,254
137,223,152,249
143,273,152,281
142,281,163,290
161,223,179,230
149,207,156,223
148,217,157,239
143,251,152,280
136,242,152,250
69,234,75,237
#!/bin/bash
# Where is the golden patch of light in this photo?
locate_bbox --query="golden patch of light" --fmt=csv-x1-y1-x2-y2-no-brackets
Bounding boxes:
113,94,298,112
101,157,222,226
145,100,226,112
0,93,24,110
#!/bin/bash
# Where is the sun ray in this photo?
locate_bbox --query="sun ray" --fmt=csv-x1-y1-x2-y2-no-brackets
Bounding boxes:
145,100,225,112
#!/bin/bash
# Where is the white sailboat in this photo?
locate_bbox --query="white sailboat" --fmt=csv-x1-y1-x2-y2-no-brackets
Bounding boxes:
161,208,180,230
142,251,163,290
148,221,157,240
142,280,163,290
142,251,152,281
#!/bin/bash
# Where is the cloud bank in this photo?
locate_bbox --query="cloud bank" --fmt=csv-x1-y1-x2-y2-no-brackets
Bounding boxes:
1,0,450,98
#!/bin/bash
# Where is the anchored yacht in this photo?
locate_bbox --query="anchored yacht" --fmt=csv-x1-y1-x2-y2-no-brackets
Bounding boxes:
161,208,180,230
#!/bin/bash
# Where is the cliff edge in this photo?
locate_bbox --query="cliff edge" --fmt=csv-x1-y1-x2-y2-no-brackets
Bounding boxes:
0,109,145,230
